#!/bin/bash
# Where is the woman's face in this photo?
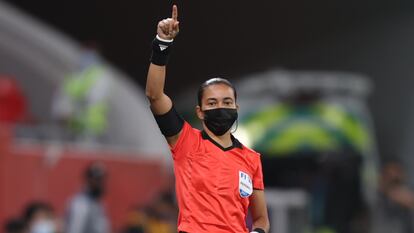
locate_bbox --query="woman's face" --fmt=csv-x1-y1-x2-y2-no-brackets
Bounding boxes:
199,84,236,110
195,83,239,135
29,210,56,233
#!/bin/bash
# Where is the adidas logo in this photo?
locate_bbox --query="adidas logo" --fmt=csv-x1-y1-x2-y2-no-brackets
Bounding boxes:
159,44,168,51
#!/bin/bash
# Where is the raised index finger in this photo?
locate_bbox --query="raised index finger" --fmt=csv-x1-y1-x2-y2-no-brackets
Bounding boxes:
172,5,178,21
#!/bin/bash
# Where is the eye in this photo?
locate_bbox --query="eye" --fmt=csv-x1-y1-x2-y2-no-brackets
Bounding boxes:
207,102,216,106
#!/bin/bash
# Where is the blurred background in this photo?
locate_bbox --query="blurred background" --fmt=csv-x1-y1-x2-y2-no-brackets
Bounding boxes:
1,0,414,232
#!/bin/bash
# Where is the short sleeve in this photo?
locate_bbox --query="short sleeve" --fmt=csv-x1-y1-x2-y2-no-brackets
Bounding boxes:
253,154,265,190
170,121,199,160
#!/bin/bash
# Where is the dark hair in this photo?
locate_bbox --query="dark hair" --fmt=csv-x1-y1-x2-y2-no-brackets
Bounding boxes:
197,78,237,107
84,162,107,180
4,218,26,233
23,201,53,223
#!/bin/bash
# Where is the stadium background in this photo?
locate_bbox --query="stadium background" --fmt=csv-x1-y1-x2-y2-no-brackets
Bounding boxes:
1,0,414,232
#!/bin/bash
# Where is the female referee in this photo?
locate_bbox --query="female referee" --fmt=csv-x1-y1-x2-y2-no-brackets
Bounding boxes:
145,5,270,233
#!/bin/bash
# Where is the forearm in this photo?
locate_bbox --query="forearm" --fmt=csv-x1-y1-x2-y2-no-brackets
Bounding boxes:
145,63,166,101
146,6,178,114
252,216,270,233
250,190,270,233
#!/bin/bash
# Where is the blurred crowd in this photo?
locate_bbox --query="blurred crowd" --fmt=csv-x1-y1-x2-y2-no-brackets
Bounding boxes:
0,76,29,125
2,163,178,233
4,160,414,233
0,47,112,144
0,48,180,233
2,75,414,233
1,52,414,233
371,160,414,233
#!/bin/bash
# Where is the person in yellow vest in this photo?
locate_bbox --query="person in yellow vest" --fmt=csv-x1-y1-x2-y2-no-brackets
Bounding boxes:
52,47,111,142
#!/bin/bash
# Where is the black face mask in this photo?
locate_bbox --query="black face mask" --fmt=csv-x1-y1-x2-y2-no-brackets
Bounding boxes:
203,108,238,136
88,185,105,199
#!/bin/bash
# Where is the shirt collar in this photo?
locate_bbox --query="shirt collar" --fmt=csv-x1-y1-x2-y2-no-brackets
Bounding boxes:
201,130,243,151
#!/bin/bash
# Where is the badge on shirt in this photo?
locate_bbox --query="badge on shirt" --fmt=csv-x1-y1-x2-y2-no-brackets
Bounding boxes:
239,171,253,198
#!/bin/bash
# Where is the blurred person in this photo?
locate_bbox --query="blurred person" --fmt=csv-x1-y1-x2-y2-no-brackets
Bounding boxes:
145,191,177,233
371,160,414,233
51,46,112,142
145,5,269,233
122,191,177,233
0,76,28,124
145,211,175,233
64,162,110,233
121,207,147,233
23,201,59,233
152,191,177,225
3,218,26,233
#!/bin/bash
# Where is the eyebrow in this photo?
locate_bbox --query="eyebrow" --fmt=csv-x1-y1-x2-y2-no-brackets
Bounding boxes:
206,97,234,102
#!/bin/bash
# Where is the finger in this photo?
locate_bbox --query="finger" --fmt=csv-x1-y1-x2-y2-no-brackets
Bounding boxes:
162,19,170,32
169,21,173,34
159,22,169,35
166,18,174,34
158,22,166,32
172,5,178,21
173,21,180,32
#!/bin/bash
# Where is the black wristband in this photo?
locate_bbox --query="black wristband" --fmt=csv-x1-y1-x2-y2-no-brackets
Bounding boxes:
252,228,266,233
150,36,173,66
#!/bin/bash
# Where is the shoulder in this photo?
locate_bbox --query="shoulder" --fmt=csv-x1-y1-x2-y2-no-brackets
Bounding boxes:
70,192,91,206
180,121,202,139
238,142,261,158
231,135,261,158
184,121,200,132
71,192,85,201
170,121,202,154
240,144,263,167
242,145,260,156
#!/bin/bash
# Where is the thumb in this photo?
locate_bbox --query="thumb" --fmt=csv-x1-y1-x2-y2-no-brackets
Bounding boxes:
173,21,180,31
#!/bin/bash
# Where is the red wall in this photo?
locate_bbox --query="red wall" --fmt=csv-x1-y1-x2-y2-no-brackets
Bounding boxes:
0,126,169,231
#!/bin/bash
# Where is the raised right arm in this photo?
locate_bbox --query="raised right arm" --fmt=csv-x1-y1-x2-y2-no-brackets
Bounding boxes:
146,5,182,146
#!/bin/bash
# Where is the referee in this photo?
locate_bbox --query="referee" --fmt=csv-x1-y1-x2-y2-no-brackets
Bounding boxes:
145,5,270,233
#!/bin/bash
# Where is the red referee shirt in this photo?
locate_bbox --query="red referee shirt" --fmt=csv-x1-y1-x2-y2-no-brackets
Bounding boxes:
171,122,265,233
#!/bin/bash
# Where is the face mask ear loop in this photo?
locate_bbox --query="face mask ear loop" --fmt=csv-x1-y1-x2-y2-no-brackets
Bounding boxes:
231,119,238,134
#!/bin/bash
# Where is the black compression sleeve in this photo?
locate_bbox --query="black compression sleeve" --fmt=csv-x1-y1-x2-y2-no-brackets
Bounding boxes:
153,106,184,137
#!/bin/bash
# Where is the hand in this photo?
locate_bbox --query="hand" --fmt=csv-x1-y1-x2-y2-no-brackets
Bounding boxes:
388,186,414,209
157,5,180,40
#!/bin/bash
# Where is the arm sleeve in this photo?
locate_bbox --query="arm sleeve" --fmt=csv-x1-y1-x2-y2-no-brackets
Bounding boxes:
253,154,265,190
153,107,199,160
153,106,184,137
170,122,199,160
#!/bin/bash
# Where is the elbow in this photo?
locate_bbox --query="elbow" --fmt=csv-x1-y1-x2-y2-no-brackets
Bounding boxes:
260,217,270,233
145,90,160,102
265,218,270,232
253,216,270,233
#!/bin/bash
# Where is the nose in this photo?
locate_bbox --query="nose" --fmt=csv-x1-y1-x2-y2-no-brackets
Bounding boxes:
217,102,226,108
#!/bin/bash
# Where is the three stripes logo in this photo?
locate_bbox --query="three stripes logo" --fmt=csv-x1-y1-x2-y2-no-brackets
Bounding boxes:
159,44,169,51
